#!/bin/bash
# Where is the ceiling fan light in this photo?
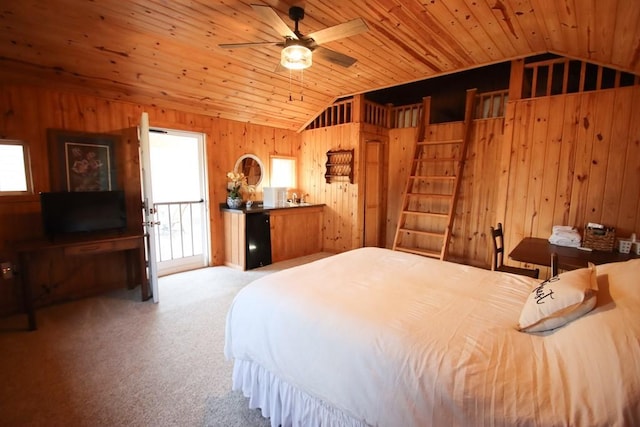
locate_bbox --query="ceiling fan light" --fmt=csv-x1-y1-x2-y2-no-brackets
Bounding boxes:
281,44,312,70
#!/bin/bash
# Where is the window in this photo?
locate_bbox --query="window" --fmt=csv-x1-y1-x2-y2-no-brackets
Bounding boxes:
0,140,33,195
270,156,296,188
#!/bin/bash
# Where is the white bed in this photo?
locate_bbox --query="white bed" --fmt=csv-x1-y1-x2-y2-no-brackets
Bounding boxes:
224,247,640,426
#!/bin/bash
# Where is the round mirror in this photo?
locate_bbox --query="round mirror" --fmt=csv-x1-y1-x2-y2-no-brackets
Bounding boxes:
234,154,263,187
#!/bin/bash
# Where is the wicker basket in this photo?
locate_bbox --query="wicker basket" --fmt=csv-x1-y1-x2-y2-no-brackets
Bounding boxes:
582,226,616,252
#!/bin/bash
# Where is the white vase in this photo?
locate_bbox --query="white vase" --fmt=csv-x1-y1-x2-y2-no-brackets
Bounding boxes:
226,196,242,209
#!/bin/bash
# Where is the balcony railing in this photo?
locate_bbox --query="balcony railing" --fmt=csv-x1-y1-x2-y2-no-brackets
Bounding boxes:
305,89,513,131
390,102,422,128
153,199,204,263
475,90,509,119
523,57,639,98
306,98,352,130
363,100,389,127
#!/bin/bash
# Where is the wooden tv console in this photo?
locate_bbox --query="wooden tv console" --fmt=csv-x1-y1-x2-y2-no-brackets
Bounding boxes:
16,233,149,331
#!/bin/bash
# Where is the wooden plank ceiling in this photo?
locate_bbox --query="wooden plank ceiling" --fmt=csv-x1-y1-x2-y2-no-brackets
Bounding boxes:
1,0,639,131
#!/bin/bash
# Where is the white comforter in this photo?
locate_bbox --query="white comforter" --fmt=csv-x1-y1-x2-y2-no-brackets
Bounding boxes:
224,247,640,426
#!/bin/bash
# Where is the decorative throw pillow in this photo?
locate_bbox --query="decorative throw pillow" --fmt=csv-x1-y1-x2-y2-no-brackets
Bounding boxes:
518,263,598,332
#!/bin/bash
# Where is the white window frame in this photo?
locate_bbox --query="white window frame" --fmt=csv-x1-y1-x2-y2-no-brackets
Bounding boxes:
0,139,34,195
269,155,297,188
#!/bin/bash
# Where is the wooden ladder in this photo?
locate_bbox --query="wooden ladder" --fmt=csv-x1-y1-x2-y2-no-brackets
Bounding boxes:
392,89,477,260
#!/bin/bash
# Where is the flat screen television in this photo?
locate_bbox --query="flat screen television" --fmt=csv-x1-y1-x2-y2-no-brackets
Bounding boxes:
40,191,127,238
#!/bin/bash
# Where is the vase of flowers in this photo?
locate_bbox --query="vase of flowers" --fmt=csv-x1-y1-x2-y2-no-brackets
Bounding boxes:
226,171,246,209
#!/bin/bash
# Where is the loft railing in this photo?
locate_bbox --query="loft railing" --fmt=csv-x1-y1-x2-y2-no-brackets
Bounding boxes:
523,58,639,99
306,98,390,130
363,100,389,127
153,199,204,262
306,98,352,130
305,59,640,131
306,89,512,131
390,102,422,128
388,90,509,127
476,90,509,119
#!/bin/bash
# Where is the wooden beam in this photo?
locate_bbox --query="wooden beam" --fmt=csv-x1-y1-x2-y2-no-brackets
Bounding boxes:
353,94,365,124
509,59,525,101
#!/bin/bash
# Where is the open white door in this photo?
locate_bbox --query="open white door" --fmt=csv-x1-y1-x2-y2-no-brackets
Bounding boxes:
139,112,160,303
148,129,209,276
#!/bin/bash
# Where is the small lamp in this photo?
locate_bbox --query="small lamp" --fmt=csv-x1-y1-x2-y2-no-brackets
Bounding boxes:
281,43,312,70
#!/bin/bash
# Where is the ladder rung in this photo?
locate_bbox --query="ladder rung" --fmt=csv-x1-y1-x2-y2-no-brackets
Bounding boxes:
417,139,464,145
398,228,445,238
394,89,475,263
410,175,456,180
401,211,448,218
406,192,453,199
395,246,441,259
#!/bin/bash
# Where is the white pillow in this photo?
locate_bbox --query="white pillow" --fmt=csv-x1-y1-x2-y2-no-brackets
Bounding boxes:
518,264,598,332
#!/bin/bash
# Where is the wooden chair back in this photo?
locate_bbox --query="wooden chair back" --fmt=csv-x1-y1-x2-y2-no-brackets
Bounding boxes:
490,223,540,279
490,223,506,270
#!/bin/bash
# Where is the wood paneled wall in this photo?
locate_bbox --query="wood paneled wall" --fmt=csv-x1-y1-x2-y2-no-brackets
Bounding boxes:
204,117,299,260
2,82,638,315
297,119,388,254
299,124,362,253
386,119,505,267
385,127,417,247
386,85,640,270
498,85,640,273
449,119,506,267
0,84,299,315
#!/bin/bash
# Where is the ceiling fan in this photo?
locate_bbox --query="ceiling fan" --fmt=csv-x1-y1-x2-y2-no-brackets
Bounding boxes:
219,4,368,70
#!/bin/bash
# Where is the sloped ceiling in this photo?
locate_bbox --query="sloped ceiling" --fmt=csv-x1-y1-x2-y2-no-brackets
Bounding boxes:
1,0,638,131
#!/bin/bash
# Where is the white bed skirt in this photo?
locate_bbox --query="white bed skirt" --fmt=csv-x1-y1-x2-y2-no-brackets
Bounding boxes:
232,359,368,427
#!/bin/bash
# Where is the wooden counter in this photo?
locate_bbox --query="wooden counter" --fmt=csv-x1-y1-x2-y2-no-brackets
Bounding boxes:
222,204,324,269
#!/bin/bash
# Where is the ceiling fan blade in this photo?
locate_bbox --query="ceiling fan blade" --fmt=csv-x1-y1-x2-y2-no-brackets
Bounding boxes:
314,46,358,68
306,18,368,45
250,4,297,39
219,41,282,49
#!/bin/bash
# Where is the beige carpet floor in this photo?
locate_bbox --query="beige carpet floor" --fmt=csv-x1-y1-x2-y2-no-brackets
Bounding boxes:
0,253,332,426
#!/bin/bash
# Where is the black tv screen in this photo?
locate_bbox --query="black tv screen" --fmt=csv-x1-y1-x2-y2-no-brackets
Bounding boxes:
40,191,127,237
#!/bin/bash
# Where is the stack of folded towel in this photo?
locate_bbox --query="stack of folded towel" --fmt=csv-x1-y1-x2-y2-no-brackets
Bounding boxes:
548,225,581,247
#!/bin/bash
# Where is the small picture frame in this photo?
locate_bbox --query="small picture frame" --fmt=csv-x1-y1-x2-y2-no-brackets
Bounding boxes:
47,129,119,192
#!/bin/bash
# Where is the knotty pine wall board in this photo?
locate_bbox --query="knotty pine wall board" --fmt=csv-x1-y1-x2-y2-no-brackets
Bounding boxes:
500,85,640,274
0,84,299,315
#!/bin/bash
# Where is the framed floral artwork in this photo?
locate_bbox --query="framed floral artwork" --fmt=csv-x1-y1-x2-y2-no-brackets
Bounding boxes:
47,129,119,192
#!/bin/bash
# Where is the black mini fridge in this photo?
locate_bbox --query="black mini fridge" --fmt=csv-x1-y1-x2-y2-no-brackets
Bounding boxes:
245,212,272,269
